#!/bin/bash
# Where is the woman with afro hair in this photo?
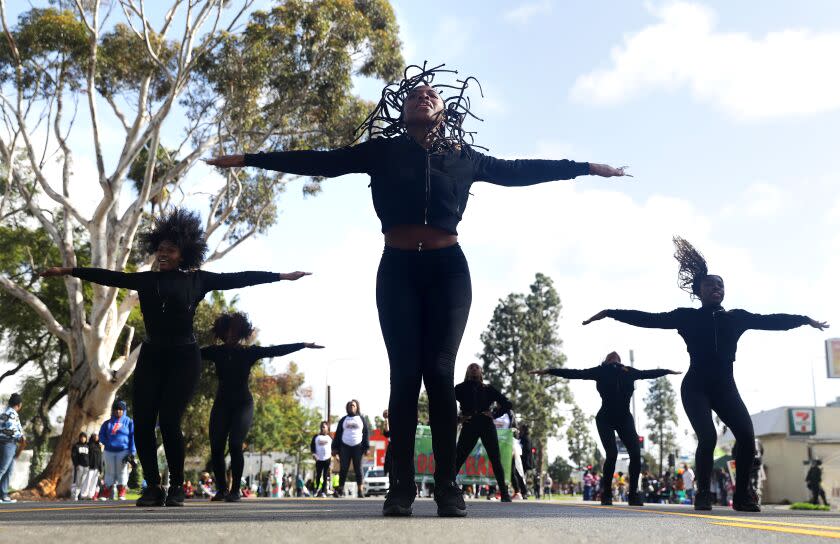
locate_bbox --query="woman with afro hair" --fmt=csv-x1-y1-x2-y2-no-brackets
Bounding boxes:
582,236,828,512
206,63,629,517
41,208,310,507
201,311,323,502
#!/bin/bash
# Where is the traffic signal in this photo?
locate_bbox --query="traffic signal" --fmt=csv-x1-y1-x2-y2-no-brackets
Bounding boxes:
638,436,645,450
668,453,675,467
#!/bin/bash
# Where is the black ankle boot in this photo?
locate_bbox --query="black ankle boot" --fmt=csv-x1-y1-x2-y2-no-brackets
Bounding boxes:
136,485,166,507
694,490,713,511
382,481,416,517
434,482,467,517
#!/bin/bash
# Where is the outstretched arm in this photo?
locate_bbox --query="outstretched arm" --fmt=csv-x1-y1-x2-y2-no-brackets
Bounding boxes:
204,139,380,178
583,309,685,329
471,150,630,187
199,270,311,293
250,342,323,362
530,367,600,380
632,368,682,380
731,309,828,332
41,267,144,290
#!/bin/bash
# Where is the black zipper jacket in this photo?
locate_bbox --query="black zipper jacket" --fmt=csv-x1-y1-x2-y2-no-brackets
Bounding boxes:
605,307,809,379
71,268,278,344
244,135,590,235
547,363,670,415
88,441,103,471
200,343,307,403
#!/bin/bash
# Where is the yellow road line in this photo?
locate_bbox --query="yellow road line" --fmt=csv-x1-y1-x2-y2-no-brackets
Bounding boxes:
571,503,840,531
710,521,840,539
0,504,135,514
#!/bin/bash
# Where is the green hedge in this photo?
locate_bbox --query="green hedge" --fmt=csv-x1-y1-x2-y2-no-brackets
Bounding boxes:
790,502,830,511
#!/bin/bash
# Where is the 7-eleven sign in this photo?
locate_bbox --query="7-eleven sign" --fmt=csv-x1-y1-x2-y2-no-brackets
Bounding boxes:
788,408,817,436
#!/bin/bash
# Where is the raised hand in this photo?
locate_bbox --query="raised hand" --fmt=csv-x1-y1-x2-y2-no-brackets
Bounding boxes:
279,271,312,281
589,163,633,178
204,155,245,168
582,310,608,325
305,343,325,349
39,267,71,278
809,319,830,331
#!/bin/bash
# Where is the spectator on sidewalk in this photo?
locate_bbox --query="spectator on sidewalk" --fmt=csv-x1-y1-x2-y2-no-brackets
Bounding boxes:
0,393,25,503
71,432,90,500
98,400,136,500
682,464,696,504
84,433,103,500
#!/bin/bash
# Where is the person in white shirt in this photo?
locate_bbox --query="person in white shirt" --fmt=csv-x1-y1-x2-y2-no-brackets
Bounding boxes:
310,421,333,497
332,400,369,497
682,464,696,503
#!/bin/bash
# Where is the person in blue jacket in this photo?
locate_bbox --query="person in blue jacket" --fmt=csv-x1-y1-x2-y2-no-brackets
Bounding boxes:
98,399,136,501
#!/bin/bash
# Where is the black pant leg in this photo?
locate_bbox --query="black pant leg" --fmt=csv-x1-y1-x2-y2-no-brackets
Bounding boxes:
681,377,716,494
595,412,618,496
157,343,202,487
710,383,755,500
338,443,352,488
132,344,165,486
454,419,481,474
420,246,471,485
209,401,232,492
614,412,641,497
351,445,364,486
477,416,507,492
228,399,254,492
376,250,424,486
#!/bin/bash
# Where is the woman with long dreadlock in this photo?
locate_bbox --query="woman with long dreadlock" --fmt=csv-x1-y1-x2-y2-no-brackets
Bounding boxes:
529,351,680,506
201,312,323,502
582,237,828,512
40,209,310,507
206,63,629,517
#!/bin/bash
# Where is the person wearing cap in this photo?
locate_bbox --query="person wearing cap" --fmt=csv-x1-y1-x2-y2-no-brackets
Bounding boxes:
98,400,136,500
0,393,25,503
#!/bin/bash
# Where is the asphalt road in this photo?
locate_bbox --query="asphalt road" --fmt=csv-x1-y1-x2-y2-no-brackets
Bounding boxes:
1,497,839,543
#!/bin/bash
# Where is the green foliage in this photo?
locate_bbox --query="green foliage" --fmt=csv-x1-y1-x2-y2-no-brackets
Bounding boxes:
566,405,598,469
644,376,679,474
417,390,429,425
790,502,830,511
479,273,571,455
548,456,573,484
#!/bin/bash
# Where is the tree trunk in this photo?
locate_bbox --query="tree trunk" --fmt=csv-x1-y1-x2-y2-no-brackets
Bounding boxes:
535,436,544,499
20,367,119,499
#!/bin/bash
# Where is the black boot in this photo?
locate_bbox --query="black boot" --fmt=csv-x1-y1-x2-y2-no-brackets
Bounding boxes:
382,481,416,517
225,489,241,502
434,482,467,517
136,485,166,507
500,485,513,503
732,491,760,512
165,485,185,507
627,492,644,506
694,490,713,511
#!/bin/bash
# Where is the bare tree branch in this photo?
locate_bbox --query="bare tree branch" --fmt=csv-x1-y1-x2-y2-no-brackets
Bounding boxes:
0,275,70,344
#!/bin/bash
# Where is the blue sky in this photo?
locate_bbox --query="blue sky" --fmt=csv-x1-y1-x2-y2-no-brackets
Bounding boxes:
4,1,840,460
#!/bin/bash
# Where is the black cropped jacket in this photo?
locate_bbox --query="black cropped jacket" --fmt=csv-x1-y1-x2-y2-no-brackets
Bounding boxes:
244,135,590,235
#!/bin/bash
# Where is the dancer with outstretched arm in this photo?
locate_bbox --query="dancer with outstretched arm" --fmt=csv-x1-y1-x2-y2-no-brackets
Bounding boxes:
206,63,629,517
40,208,310,507
582,236,828,511
201,311,323,502
530,351,680,506
454,363,513,502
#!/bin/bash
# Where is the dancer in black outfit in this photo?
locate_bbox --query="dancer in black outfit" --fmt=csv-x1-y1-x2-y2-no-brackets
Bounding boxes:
333,400,369,498
201,311,323,502
582,236,828,512
207,63,629,517
41,209,310,507
454,363,513,502
530,352,680,506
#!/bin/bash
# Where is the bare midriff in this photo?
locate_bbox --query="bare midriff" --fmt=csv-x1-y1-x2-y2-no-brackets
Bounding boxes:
384,224,458,251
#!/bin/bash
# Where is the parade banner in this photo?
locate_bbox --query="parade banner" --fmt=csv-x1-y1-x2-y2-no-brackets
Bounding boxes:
826,339,840,378
413,425,513,485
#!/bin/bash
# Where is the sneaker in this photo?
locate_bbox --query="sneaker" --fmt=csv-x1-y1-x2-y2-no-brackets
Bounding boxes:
136,485,166,507
333,486,344,498
512,492,523,500
165,485,185,507
211,492,226,502
627,493,644,507
225,490,241,503
600,496,613,506
732,492,760,512
434,482,467,518
694,490,713,511
501,490,513,503
382,482,416,517
1,496,17,504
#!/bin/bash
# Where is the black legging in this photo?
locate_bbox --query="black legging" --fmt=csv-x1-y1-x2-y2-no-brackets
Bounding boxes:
454,415,507,492
315,460,330,493
132,342,202,487
338,443,364,488
596,410,641,498
681,372,754,500
209,397,254,493
376,244,472,486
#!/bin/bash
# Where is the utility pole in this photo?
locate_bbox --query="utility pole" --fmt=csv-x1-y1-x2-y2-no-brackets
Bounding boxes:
327,385,332,427
629,350,636,420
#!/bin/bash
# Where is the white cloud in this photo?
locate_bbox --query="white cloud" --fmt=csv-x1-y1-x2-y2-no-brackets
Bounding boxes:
570,2,840,120
721,181,786,219
503,0,552,25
